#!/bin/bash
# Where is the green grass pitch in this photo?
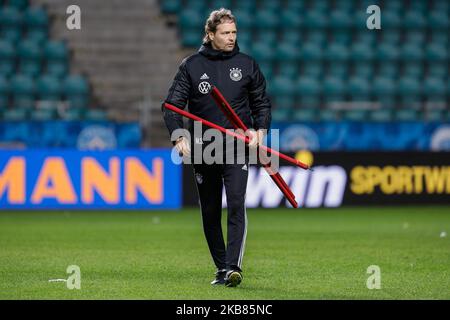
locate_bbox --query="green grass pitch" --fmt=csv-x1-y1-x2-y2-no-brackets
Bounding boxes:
0,206,449,299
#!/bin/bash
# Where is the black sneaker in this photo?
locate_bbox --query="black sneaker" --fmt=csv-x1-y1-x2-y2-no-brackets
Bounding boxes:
211,269,227,285
225,270,243,287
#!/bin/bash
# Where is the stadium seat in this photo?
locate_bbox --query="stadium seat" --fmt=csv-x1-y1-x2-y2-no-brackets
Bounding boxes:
251,42,275,64
318,109,340,121
295,77,321,108
0,6,23,43
424,109,444,122
279,10,302,30
254,9,279,30
275,43,299,63
350,43,374,62
0,40,16,77
8,0,29,11
179,9,203,29
299,42,323,61
276,63,298,80
303,10,328,29
322,76,346,103
160,0,181,14
301,61,322,78
2,107,28,121
369,109,393,122
186,0,207,12
398,77,422,108
60,107,85,121
36,74,62,109
324,43,349,62
44,41,69,78
17,39,42,77
280,29,302,46
423,77,446,101
292,108,317,122
272,107,291,122
428,10,449,29
426,43,448,61
403,62,424,78
180,30,200,48
377,43,399,61
403,10,427,29
372,77,396,108
0,76,9,109
84,109,108,121
30,107,56,121
63,75,89,108
402,43,424,61
23,6,48,33
353,63,374,79
10,74,35,109
344,109,368,122
233,10,253,30
329,10,352,29
348,77,370,101
395,109,419,121
382,11,402,28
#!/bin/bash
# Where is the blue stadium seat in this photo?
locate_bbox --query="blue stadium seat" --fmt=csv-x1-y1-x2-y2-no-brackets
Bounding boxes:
17,39,42,77
0,40,16,77
10,73,35,109
398,77,422,108
0,75,10,109
348,77,371,101
322,76,346,103
64,74,89,109
160,0,181,14
0,6,23,43
36,74,62,109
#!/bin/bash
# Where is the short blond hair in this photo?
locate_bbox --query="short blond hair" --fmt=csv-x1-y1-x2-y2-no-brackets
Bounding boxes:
203,8,236,44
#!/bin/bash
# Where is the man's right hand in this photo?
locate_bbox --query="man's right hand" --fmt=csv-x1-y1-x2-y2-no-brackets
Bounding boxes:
175,136,191,157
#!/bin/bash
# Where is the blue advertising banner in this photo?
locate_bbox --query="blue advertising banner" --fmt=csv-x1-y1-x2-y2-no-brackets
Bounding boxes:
0,149,181,209
0,121,141,149
271,122,450,152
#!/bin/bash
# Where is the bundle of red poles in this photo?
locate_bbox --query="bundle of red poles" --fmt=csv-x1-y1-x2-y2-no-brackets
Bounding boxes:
164,86,311,208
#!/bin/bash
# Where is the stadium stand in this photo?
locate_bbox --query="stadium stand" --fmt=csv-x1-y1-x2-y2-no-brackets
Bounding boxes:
160,0,449,122
0,0,106,122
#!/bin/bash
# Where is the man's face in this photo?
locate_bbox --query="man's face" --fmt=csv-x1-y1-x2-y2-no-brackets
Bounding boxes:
209,21,237,52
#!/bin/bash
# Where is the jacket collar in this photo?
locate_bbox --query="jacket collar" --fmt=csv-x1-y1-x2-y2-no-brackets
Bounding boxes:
199,42,240,60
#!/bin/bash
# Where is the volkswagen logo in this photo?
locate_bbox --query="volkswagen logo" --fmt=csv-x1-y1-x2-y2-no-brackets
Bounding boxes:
198,81,211,94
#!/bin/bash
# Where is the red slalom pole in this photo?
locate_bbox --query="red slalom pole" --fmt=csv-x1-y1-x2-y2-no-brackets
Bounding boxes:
164,102,299,208
209,86,296,201
210,87,310,170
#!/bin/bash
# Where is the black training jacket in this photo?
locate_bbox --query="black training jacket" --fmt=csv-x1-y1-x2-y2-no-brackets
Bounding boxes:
162,42,272,143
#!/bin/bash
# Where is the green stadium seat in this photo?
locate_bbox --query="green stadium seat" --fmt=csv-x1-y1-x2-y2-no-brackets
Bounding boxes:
305,30,327,46
398,77,422,108
329,10,352,29
17,40,42,77
234,10,253,30
402,43,424,61
303,10,328,29
369,109,393,122
180,30,200,48
332,31,352,46
328,63,348,78
322,76,346,102
377,63,399,78
428,62,448,78
395,109,419,121
299,42,323,61
272,107,291,122
335,0,354,12
325,43,349,62
275,43,299,63
384,0,402,12
318,109,340,121
234,0,256,11
280,29,302,45
403,10,427,29
423,77,446,101
2,107,29,120
254,10,279,30
24,6,48,29
285,0,305,11
405,31,426,44
30,108,56,121
186,0,207,11
276,63,298,80
372,77,396,108
60,107,85,121
64,75,89,108
353,62,373,78
253,30,277,46
377,43,399,61
0,76,9,109
292,108,317,122
7,0,29,11
279,10,302,29
424,109,444,122
383,11,402,28
258,62,272,83
0,6,23,43
428,11,449,29
179,9,203,29
402,62,424,77
381,29,401,44
160,0,181,14
350,43,374,61
251,42,275,64
295,77,321,108
269,76,295,97
37,75,62,109
432,1,449,10
310,0,329,11
348,77,370,101
426,44,447,61
0,40,16,77
10,74,35,109
85,109,108,121
344,109,368,121
301,62,322,78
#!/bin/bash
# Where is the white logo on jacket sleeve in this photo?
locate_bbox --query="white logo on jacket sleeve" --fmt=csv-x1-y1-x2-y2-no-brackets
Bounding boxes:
230,68,242,81
198,81,211,94
200,73,209,80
